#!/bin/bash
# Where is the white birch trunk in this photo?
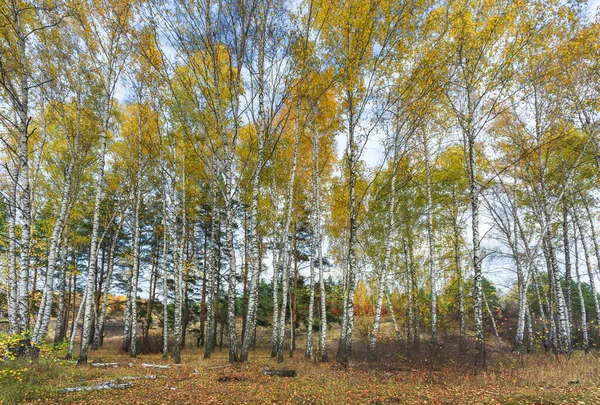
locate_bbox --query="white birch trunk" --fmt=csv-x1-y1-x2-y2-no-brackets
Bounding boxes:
339,95,358,363
423,134,437,346
573,222,589,352
173,162,186,364
368,141,396,359
271,240,280,357
455,226,466,346
94,217,123,350
467,132,484,364
15,25,32,337
240,7,267,361
7,162,20,334
385,288,402,341
78,114,108,365
122,268,132,352
54,244,69,343
129,127,143,358
276,122,299,363
33,114,80,344
67,289,87,359
562,203,573,328
315,129,328,362
225,191,238,362
404,237,413,345
204,188,217,358
573,209,600,321
484,292,502,349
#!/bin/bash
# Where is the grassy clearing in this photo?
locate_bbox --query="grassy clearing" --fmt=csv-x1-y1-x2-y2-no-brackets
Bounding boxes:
2,339,600,404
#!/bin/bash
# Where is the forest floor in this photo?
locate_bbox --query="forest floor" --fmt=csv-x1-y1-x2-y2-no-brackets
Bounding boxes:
2,335,600,405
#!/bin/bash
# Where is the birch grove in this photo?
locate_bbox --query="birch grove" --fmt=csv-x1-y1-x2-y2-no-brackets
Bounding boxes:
1,0,600,371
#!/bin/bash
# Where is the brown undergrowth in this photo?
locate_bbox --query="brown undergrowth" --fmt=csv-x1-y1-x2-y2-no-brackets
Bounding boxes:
2,332,600,404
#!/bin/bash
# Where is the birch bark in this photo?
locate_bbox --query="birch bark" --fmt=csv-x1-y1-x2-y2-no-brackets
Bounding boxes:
54,244,69,343
368,140,396,359
240,3,267,362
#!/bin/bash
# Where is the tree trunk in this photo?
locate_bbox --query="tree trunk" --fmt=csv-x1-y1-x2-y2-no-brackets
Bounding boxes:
368,140,396,360
7,161,20,335
574,209,600,322
404,237,413,346
161,193,169,358
466,132,484,366
173,162,186,364
455,224,466,349
95,219,123,350
129,127,143,357
271,240,280,357
16,26,32,338
562,202,573,328
315,127,328,362
78,106,109,365
54,244,69,343
573,221,589,352
67,290,86,359
241,7,267,362
205,188,217,358
484,292,502,349
339,92,358,363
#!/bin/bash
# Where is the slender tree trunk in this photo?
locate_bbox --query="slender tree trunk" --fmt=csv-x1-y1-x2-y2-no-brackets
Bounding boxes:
271,240,280,357
314,130,328,362
161,194,169,358
213,228,221,349
95,221,122,349
16,26,32,339
336,243,349,358
122,270,132,352
411,243,420,347
291,239,298,355
54,244,69,343
404,237,413,346
368,142,396,360
205,188,217,358
240,11,266,361
532,266,551,350
225,162,238,362
423,134,437,347
275,116,300,362
306,233,316,360
241,212,249,345
385,288,402,341
573,222,589,352
70,271,77,338
513,172,529,355
78,109,109,365
525,305,533,353
66,290,86,360
199,226,207,348
466,132,484,366
454,223,466,348
182,238,191,349
145,244,158,348
173,162,186,364
562,203,573,328
536,119,570,353
484,292,502,349
129,131,143,357
7,162,20,335
339,92,358,363
574,209,600,322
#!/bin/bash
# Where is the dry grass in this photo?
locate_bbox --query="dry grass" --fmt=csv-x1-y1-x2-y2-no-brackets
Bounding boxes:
3,319,600,404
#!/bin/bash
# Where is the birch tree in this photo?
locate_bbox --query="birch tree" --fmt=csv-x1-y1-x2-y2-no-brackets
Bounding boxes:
78,0,131,365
